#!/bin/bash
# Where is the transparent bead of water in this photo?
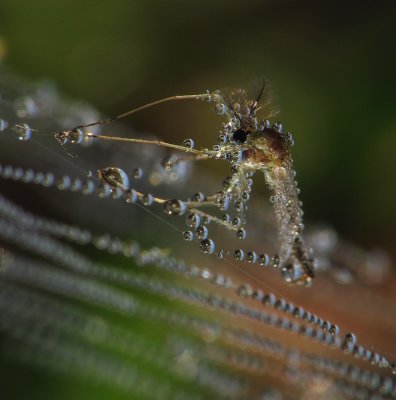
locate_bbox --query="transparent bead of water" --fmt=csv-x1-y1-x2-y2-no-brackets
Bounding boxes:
216,250,224,259
191,192,204,203
99,167,129,191
57,175,72,190
133,167,143,179
16,123,32,141
258,254,270,266
246,251,258,263
233,249,245,261
200,239,215,254
141,193,154,206
82,180,95,194
185,212,201,228
163,199,187,216
125,189,138,203
182,231,194,241
273,121,283,133
271,254,280,268
182,138,195,149
232,217,241,227
215,103,227,115
195,226,208,240
69,128,84,144
0,119,8,131
236,228,246,240
344,332,357,345
222,214,231,223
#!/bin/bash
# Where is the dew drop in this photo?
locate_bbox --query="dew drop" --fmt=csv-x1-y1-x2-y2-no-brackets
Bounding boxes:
232,217,241,227
200,238,215,254
140,193,154,206
133,167,143,179
215,103,227,115
185,212,201,228
236,228,246,240
82,180,95,195
273,121,283,133
216,250,224,259
222,214,231,223
263,293,276,307
57,175,72,190
246,251,258,263
196,226,208,240
0,119,8,131
16,123,32,141
182,138,195,149
344,332,357,345
258,254,270,266
193,192,205,202
182,231,194,241
163,199,187,216
125,189,138,203
237,284,253,298
271,254,280,268
69,128,84,144
99,167,129,191
233,249,245,261
161,156,174,171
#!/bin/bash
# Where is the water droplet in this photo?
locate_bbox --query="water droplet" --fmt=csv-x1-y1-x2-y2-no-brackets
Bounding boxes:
216,250,224,259
193,192,205,202
258,254,270,266
57,175,72,190
182,138,195,149
232,217,241,227
236,228,246,240
82,180,95,194
263,293,276,307
271,254,280,268
246,251,257,263
273,121,283,133
215,103,227,115
275,298,287,311
329,324,340,336
185,212,201,228
237,284,253,298
0,119,8,131
161,156,174,171
344,332,357,345
15,123,32,141
200,238,215,254
163,199,187,216
69,128,84,144
182,231,194,241
196,226,208,240
70,178,82,191
125,189,138,203
233,249,245,261
140,193,154,206
222,214,231,223
133,167,143,179
99,167,129,191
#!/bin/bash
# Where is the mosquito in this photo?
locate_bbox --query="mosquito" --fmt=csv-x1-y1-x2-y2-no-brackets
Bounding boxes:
52,81,315,286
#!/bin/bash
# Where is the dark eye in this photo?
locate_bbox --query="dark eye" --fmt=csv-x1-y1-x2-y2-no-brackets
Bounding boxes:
232,129,248,143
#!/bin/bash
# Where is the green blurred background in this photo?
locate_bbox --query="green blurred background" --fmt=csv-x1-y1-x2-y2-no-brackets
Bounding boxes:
0,0,395,251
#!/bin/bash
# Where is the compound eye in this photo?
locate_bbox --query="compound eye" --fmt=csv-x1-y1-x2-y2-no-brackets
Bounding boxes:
232,129,248,144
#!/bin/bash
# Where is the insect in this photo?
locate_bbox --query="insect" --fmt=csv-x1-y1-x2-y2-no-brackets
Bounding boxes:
48,81,316,285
